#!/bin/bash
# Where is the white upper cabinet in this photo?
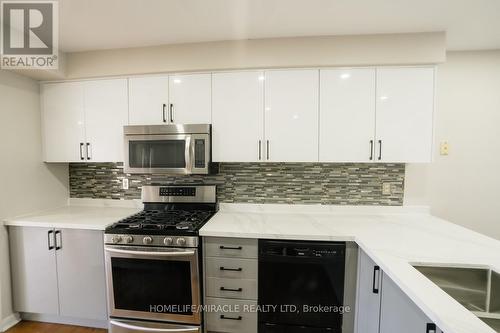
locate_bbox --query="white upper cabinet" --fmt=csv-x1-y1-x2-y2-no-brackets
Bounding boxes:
212,71,264,162
320,68,376,162
42,82,85,162
169,73,212,124
128,76,169,125
84,79,128,162
264,69,319,162
376,67,435,163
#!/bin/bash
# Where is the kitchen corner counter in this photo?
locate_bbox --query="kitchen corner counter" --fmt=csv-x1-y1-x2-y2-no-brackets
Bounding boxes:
3,199,142,230
200,203,500,333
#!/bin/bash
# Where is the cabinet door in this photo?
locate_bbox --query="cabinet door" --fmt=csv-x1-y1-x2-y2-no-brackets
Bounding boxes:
9,227,59,315
212,71,264,162
41,82,85,162
355,250,382,333
84,79,128,162
376,67,435,163
56,229,107,320
264,69,319,162
129,76,169,125
380,272,438,333
169,73,211,124
320,68,376,162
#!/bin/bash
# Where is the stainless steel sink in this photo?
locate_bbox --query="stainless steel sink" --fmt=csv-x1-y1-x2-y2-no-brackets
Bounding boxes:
413,265,500,332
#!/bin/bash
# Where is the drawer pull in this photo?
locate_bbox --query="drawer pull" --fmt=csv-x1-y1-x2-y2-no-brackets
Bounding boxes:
220,287,243,292
219,245,243,250
220,315,242,321
220,267,243,272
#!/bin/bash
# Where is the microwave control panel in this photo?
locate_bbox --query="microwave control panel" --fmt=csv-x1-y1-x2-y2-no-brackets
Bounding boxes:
159,187,196,197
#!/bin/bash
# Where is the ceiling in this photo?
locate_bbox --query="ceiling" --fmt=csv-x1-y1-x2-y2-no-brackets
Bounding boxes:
59,0,500,53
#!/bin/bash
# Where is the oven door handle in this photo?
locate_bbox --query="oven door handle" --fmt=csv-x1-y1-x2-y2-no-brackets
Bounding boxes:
105,247,196,257
110,320,200,332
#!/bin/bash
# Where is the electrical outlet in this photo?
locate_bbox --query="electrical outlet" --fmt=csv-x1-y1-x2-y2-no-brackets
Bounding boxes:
382,183,392,195
440,141,449,156
122,178,129,190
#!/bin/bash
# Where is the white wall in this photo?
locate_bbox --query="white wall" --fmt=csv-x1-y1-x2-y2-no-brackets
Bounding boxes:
405,50,500,240
0,70,69,329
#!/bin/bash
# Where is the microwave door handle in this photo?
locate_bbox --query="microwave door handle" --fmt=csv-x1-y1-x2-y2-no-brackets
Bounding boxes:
105,247,196,257
110,320,200,332
185,136,193,173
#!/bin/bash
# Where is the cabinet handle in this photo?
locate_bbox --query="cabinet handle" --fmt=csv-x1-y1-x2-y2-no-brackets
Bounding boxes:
220,267,243,272
170,103,174,123
55,230,62,250
426,323,437,333
378,140,382,160
219,245,242,250
369,140,374,160
79,143,85,160
86,143,92,160
47,230,54,250
266,140,270,160
220,315,242,321
220,287,243,292
372,266,380,294
258,140,262,160
162,103,167,123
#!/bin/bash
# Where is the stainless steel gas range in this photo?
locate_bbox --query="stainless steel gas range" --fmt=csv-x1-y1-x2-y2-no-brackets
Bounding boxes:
104,185,217,333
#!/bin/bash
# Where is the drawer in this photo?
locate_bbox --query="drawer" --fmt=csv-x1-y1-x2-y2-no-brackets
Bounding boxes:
205,237,257,259
205,297,257,333
206,277,257,300
206,257,258,280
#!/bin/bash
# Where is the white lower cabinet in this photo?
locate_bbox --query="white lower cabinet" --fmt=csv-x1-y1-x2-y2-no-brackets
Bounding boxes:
9,227,107,321
356,250,442,333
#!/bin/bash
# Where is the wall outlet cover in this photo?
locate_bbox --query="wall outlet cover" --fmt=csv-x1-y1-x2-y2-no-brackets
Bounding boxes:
440,141,450,156
382,183,392,195
122,178,129,190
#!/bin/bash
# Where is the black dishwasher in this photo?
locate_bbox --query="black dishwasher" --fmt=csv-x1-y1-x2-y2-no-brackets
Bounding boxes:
258,240,346,333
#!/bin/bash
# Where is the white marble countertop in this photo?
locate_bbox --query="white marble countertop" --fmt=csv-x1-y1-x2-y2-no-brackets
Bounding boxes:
3,198,142,230
200,203,500,333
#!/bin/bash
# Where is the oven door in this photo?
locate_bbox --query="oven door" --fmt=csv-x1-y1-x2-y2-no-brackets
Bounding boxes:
105,245,201,324
124,133,210,175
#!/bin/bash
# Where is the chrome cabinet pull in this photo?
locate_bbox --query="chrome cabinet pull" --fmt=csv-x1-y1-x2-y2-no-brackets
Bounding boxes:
86,143,92,160
79,143,85,160
162,103,167,123
378,140,382,161
372,266,380,294
219,245,242,250
220,287,243,292
220,315,242,321
258,140,262,160
369,140,374,161
170,103,174,123
110,320,200,332
106,247,196,257
55,230,62,250
47,230,54,250
266,140,270,160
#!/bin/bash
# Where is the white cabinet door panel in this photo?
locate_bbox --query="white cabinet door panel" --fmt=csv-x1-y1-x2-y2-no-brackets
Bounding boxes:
9,227,59,315
376,67,435,163
129,76,169,125
84,79,128,162
320,68,376,162
212,71,264,162
380,272,436,333
355,250,382,333
264,69,319,162
41,82,85,162
56,229,107,320
169,73,211,124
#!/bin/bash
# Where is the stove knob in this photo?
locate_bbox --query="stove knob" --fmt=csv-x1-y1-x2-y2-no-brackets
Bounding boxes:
124,236,134,244
111,235,122,244
176,237,186,246
143,236,153,245
164,237,173,246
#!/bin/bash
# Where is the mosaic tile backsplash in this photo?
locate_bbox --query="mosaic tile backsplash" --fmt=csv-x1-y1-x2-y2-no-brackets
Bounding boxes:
69,163,405,206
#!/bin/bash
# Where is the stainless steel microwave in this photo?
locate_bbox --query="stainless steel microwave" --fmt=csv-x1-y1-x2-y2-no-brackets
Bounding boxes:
123,124,211,175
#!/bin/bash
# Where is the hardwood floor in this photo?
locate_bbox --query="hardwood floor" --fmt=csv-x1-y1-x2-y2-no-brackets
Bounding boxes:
5,321,107,333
